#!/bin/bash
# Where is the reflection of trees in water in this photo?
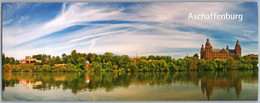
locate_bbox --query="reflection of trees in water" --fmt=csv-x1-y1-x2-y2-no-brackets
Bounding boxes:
2,70,258,98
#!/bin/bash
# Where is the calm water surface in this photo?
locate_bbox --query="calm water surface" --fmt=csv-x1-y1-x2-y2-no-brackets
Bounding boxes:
2,71,258,101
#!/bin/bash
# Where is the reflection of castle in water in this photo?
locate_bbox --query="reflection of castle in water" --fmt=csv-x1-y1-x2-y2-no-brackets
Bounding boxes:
201,79,241,100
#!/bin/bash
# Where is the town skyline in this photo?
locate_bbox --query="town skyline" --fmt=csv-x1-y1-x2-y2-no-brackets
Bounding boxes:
2,2,258,60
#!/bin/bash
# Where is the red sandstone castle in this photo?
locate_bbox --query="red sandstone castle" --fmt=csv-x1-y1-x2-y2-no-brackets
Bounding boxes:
200,38,241,60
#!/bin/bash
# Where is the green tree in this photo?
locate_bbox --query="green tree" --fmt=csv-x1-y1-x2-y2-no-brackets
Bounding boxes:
49,57,56,66
130,62,138,72
226,58,237,70
235,54,242,60
56,56,62,64
198,59,206,70
96,56,101,63
193,53,199,59
91,62,102,72
148,55,155,60
71,50,79,65
189,57,198,71
158,60,168,71
77,57,86,71
62,53,68,64
2,53,6,64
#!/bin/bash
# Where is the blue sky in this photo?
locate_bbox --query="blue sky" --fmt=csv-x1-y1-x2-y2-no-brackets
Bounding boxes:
2,2,258,59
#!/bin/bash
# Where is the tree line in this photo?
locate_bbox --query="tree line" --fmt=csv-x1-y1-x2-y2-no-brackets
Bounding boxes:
2,50,258,72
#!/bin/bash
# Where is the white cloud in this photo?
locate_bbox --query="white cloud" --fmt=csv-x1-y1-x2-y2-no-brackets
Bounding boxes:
17,15,29,24
70,29,127,43
3,19,13,25
3,3,124,47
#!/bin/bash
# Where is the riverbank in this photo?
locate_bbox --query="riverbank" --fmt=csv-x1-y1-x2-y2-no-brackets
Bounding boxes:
2,51,258,72
2,63,258,73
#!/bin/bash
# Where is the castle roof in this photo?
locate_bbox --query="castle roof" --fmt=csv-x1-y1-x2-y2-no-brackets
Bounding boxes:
228,50,236,53
212,49,235,53
211,49,222,53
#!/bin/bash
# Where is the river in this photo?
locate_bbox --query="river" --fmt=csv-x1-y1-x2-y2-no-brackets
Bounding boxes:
2,70,258,101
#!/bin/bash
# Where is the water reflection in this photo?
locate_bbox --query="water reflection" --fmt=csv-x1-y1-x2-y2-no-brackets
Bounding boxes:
2,70,258,100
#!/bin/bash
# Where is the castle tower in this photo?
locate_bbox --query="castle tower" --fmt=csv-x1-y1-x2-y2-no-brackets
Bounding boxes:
235,40,241,56
226,45,229,50
200,44,205,59
205,38,212,60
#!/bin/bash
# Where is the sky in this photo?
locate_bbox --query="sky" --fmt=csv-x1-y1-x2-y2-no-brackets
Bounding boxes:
2,2,258,60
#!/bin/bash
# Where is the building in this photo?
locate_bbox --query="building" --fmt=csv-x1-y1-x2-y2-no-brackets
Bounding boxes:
200,38,241,60
247,54,258,59
20,56,42,65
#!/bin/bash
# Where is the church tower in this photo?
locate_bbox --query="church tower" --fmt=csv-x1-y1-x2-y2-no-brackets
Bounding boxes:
235,40,241,56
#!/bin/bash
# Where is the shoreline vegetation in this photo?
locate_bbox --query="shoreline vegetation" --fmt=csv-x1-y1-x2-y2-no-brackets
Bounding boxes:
2,50,258,72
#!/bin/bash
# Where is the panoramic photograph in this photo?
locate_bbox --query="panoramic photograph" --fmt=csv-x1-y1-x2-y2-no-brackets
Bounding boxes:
2,2,258,101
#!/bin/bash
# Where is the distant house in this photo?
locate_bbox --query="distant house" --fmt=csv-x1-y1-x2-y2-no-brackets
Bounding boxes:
20,56,42,65
85,60,90,64
247,54,258,59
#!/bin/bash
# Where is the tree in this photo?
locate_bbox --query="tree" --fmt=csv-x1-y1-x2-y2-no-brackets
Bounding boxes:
130,62,138,72
56,56,62,64
204,59,217,71
77,57,86,71
47,55,51,60
251,58,258,69
226,58,237,70
138,59,148,71
113,65,118,70
67,58,72,64
148,55,155,60
140,56,147,60
90,53,97,63
32,54,43,60
42,54,47,61
71,50,79,65
103,52,114,63
189,57,198,71
193,53,199,59
91,62,102,72
49,57,56,66
62,53,68,64
96,56,101,63
214,59,227,70
235,54,242,60
198,59,206,70
158,60,168,71
168,62,177,71
166,56,172,63
2,53,6,64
